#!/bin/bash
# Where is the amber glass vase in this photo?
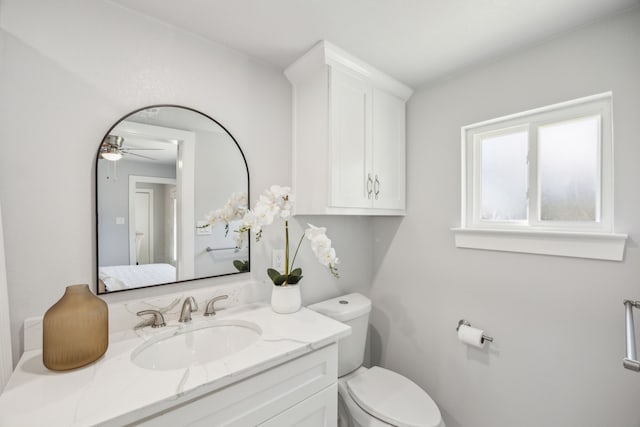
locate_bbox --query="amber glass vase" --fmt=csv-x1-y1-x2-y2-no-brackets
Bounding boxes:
42,284,108,371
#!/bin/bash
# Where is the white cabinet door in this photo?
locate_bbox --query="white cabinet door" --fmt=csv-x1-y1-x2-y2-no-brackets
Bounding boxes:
259,384,338,427
134,344,337,427
372,88,406,210
286,41,412,216
329,68,373,209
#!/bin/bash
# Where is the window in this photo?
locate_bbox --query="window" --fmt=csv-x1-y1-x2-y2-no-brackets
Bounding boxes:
453,93,626,260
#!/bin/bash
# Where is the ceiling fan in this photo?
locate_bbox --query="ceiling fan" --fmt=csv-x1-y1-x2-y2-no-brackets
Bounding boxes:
100,135,161,161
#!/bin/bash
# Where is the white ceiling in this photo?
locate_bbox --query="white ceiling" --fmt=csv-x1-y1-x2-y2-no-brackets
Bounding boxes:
111,0,639,88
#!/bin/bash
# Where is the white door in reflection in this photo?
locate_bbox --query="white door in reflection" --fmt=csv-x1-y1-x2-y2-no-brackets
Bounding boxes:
135,189,153,265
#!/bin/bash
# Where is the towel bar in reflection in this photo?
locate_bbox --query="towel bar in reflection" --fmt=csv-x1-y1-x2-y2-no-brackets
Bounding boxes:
206,246,235,252
623,299,640,372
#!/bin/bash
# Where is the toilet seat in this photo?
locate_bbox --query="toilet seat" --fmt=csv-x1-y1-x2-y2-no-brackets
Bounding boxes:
346,366,443,427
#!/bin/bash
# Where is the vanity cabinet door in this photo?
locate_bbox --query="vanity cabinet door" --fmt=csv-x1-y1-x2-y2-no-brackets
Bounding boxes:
259,383,337,427
329,68,373,209
371,88,406,210
134,344,337,427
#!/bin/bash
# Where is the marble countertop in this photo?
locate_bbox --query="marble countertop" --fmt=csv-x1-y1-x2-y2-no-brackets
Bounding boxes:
0,303,350,427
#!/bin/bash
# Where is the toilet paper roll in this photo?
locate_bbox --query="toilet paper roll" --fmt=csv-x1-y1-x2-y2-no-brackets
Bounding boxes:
457,324,485,348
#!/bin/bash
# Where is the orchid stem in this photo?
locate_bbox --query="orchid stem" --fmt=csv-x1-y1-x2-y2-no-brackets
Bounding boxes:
285,220,289,277
289,234,305,273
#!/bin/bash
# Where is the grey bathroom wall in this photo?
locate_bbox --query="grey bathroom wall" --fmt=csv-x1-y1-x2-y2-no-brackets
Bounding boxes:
193,129,248,278
98,159,176,266
371,8,640,427
0,0,372,364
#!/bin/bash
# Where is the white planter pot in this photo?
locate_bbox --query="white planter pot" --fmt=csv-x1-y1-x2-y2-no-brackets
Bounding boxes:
271,284,301,314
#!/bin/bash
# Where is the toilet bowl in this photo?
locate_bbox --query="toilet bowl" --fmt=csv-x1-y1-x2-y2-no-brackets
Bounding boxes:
308,293,444,427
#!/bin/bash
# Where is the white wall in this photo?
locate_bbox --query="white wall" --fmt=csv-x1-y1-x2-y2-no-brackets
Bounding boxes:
371,9,640,427
0,0,372,364
0,202,12,392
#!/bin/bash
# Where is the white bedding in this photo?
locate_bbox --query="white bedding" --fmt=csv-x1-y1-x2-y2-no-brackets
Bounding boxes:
99,263,176,292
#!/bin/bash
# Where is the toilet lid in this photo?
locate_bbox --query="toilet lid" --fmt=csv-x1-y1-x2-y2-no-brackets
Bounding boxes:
346,367,442,427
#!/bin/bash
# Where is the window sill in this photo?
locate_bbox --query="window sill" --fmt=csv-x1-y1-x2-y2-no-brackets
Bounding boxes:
451,228,627,261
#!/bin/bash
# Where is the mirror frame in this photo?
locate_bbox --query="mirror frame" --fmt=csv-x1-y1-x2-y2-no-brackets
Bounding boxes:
95,104,250,294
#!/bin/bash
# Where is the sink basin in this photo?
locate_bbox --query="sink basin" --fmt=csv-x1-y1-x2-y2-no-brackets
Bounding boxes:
131,319,262,371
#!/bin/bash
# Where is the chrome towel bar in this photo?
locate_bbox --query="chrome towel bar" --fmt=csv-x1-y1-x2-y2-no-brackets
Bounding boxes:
623,299,640,372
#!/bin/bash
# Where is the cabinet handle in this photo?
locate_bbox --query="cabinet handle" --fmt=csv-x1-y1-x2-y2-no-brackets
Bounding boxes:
367,174,373,199
374,175,380,200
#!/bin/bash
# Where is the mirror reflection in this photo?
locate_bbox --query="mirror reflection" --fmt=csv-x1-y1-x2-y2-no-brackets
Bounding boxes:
97,106,249,293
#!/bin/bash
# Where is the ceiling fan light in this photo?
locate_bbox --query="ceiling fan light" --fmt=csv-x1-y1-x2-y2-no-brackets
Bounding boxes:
101,148,123,161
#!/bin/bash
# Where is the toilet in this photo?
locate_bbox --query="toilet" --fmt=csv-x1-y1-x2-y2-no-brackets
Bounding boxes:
308,293,445,427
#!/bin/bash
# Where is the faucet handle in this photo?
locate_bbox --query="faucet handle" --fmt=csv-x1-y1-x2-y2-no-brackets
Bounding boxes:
204,295,229,316
136,310,166,328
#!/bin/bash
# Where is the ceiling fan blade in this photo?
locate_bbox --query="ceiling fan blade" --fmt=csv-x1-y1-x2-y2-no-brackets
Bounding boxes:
122,150,156,160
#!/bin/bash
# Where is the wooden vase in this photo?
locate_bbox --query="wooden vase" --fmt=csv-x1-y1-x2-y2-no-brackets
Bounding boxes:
42,284,108,371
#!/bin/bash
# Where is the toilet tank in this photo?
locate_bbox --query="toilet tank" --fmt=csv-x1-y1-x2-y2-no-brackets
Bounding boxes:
308,293,371,376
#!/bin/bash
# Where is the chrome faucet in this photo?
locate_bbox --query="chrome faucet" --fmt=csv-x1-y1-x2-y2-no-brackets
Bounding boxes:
136,310,166,328
179,296,198,323
204,295,229,316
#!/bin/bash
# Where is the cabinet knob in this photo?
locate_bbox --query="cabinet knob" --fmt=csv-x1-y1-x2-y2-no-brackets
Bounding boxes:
367,174,373,199
374,175,380,200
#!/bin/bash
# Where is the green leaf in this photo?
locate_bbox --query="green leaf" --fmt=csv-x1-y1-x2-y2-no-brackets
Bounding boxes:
289,268,302,277
267,268,281,281
274,274,288,286
286,275,303,284
233,260,249,272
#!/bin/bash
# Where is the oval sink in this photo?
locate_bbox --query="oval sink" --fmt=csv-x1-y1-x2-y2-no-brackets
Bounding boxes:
132,319,262,371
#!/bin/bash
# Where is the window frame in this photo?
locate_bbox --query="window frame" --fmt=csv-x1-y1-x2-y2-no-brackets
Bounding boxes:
454,92,627,261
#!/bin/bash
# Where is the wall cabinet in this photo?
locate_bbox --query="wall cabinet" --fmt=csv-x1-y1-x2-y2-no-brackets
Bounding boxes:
285,41,413,215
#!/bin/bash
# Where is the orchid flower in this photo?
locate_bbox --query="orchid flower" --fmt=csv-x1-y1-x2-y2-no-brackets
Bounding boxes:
238,186,340,285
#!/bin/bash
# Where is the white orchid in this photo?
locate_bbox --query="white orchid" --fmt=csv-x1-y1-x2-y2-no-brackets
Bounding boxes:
233,228,247,251
201,192,250,272
239,185,340,285
305,224,340,276
204,192,248,236
304,224,326,240
309,233,330,256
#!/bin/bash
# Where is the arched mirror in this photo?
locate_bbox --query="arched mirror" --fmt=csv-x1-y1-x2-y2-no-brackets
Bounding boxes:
96,106,249,294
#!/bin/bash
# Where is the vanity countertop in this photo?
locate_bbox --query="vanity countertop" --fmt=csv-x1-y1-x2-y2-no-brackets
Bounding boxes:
0,303,350,426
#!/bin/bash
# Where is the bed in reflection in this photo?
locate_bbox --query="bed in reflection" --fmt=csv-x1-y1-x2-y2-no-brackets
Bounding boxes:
98,263,176,293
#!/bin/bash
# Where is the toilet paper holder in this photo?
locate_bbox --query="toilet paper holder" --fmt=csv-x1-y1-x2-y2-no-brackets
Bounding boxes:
457,319,494,343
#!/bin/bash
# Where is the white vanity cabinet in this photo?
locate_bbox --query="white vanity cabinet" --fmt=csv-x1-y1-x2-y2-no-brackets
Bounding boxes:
285,41,413,215
133,344,338,427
